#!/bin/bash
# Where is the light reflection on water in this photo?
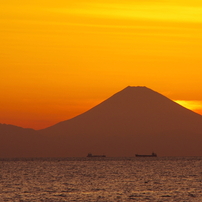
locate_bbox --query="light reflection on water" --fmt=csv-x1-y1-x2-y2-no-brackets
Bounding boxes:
0,157,202,201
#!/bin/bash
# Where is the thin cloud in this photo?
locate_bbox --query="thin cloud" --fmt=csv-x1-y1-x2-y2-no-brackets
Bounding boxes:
47,1,202,23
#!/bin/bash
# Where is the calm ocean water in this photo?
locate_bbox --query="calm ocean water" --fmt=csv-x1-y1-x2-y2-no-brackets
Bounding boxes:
0,157,201,202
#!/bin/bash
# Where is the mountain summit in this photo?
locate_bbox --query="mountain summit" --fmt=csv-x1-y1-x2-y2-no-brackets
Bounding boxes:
40,86,202,157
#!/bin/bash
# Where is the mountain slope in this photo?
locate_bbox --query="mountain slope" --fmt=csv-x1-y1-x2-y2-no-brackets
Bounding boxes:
40,86,202,157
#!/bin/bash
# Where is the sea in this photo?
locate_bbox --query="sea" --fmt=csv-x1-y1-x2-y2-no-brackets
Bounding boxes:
0,157,201,202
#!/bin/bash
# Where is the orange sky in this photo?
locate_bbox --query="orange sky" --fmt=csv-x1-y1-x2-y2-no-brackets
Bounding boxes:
1,0,202,129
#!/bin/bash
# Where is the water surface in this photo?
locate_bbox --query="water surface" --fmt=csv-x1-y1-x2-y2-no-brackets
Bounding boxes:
1,157,201,201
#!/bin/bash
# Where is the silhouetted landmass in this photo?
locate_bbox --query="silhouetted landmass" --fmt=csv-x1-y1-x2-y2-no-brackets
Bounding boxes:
1,86,202,157
0,124,45,157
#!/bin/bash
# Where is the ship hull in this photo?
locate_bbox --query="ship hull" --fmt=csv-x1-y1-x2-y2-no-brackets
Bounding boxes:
135,153,157,157
87,153,106,157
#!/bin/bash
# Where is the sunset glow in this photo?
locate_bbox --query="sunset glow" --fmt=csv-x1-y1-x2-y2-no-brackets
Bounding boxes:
1,0,202,129
174,100,202,115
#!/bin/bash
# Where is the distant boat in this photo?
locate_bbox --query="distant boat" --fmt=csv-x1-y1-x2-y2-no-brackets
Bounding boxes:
135,152,157,157
87,153,106,157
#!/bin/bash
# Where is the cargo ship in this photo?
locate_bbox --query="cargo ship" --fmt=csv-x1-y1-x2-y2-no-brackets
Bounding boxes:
87,153,106,157
135,152,157,157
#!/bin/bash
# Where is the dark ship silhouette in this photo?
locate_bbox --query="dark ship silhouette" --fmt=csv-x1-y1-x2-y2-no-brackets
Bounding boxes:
135,152,157,157
87,153,106,157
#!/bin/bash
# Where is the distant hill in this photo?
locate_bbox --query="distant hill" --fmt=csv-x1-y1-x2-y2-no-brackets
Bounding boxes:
40,86,202,157
1,86,202,157
0,124,46,158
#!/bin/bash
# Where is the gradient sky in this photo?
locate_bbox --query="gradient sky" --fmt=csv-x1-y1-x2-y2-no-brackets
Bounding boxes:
1,0,202,129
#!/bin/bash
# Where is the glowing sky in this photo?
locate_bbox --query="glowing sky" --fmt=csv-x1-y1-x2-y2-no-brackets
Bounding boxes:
1,0,202,129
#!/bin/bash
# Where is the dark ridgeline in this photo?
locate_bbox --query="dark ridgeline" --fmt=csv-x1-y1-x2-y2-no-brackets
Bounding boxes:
0,124,46,158
1,86,202,158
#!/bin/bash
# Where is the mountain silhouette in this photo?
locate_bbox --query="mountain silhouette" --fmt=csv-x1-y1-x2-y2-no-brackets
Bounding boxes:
1,86,202,157
0,124,45,158
39,86,202,157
